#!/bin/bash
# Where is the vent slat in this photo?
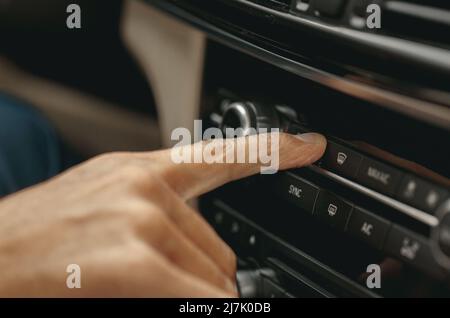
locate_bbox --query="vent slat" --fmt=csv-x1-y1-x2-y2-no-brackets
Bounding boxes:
382,1,450,48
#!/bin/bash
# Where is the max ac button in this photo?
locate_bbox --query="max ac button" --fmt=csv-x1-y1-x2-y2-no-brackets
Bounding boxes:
356,158,402,197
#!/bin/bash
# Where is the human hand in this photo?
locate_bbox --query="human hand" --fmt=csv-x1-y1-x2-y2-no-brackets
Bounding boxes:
0,132,326,297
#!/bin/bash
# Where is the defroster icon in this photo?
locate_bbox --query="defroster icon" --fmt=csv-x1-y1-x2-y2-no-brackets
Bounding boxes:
337,152,348,165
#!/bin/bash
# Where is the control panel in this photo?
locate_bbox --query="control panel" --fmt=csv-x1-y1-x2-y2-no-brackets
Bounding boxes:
203,92,450,297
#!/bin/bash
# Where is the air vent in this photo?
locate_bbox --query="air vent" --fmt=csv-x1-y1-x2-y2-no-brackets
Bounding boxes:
248,0,292,12
380,1,450,48
404,0,450,10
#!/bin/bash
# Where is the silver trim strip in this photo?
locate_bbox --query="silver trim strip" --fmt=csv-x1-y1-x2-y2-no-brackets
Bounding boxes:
308,165,439,227
227,0,450,130
147,0,450,130
234,0,450,70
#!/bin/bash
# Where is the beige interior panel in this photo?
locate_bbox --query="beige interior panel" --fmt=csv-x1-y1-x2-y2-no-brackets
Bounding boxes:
0,57,161,157
121,0,206,146
0,0,205,156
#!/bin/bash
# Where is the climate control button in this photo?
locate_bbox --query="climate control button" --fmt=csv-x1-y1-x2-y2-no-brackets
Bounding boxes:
313,190,353,231
347,207,391,250
321,141,363,179
356,158,403,197
386,225,447,279
439,214,450,257
397,175,448,214
274,172,319,214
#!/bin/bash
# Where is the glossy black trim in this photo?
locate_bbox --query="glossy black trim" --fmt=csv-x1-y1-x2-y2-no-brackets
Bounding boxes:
145,0,450,131
211,199,381,298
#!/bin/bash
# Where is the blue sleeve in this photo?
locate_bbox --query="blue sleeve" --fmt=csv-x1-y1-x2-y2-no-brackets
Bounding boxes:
0,93,63,196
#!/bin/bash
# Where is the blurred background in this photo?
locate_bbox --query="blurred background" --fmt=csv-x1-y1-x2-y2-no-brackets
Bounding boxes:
0,0,172,196
0,0,205,196
0,0,161,158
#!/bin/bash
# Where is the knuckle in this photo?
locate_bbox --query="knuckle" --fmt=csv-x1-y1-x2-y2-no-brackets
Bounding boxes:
149,208,170,230
118,166,160,195
139,174,172,204
123,199,153,224
120,165,147,182
143,171,164,190
142,208,172,243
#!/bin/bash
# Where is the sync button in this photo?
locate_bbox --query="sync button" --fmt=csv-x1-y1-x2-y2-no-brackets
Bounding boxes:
274,172,319,215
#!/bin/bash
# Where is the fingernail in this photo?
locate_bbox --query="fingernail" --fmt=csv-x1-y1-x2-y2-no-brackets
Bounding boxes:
296,132,325,144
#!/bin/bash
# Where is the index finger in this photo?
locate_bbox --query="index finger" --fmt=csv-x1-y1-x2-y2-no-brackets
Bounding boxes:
153,132,327,200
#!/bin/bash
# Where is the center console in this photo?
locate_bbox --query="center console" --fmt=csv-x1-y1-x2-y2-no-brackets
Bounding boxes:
145,0,450,297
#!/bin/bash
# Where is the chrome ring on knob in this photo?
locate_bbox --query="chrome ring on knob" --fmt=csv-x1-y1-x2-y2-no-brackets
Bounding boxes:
220,102,257,137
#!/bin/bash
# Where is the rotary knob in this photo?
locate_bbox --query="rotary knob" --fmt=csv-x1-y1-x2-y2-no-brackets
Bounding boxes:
220,101,280,137
431,199,450,270
439,213,450,257
236,268,279,298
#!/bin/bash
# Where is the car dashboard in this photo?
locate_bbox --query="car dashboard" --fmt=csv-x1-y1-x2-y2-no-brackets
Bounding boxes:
145,0,450,298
